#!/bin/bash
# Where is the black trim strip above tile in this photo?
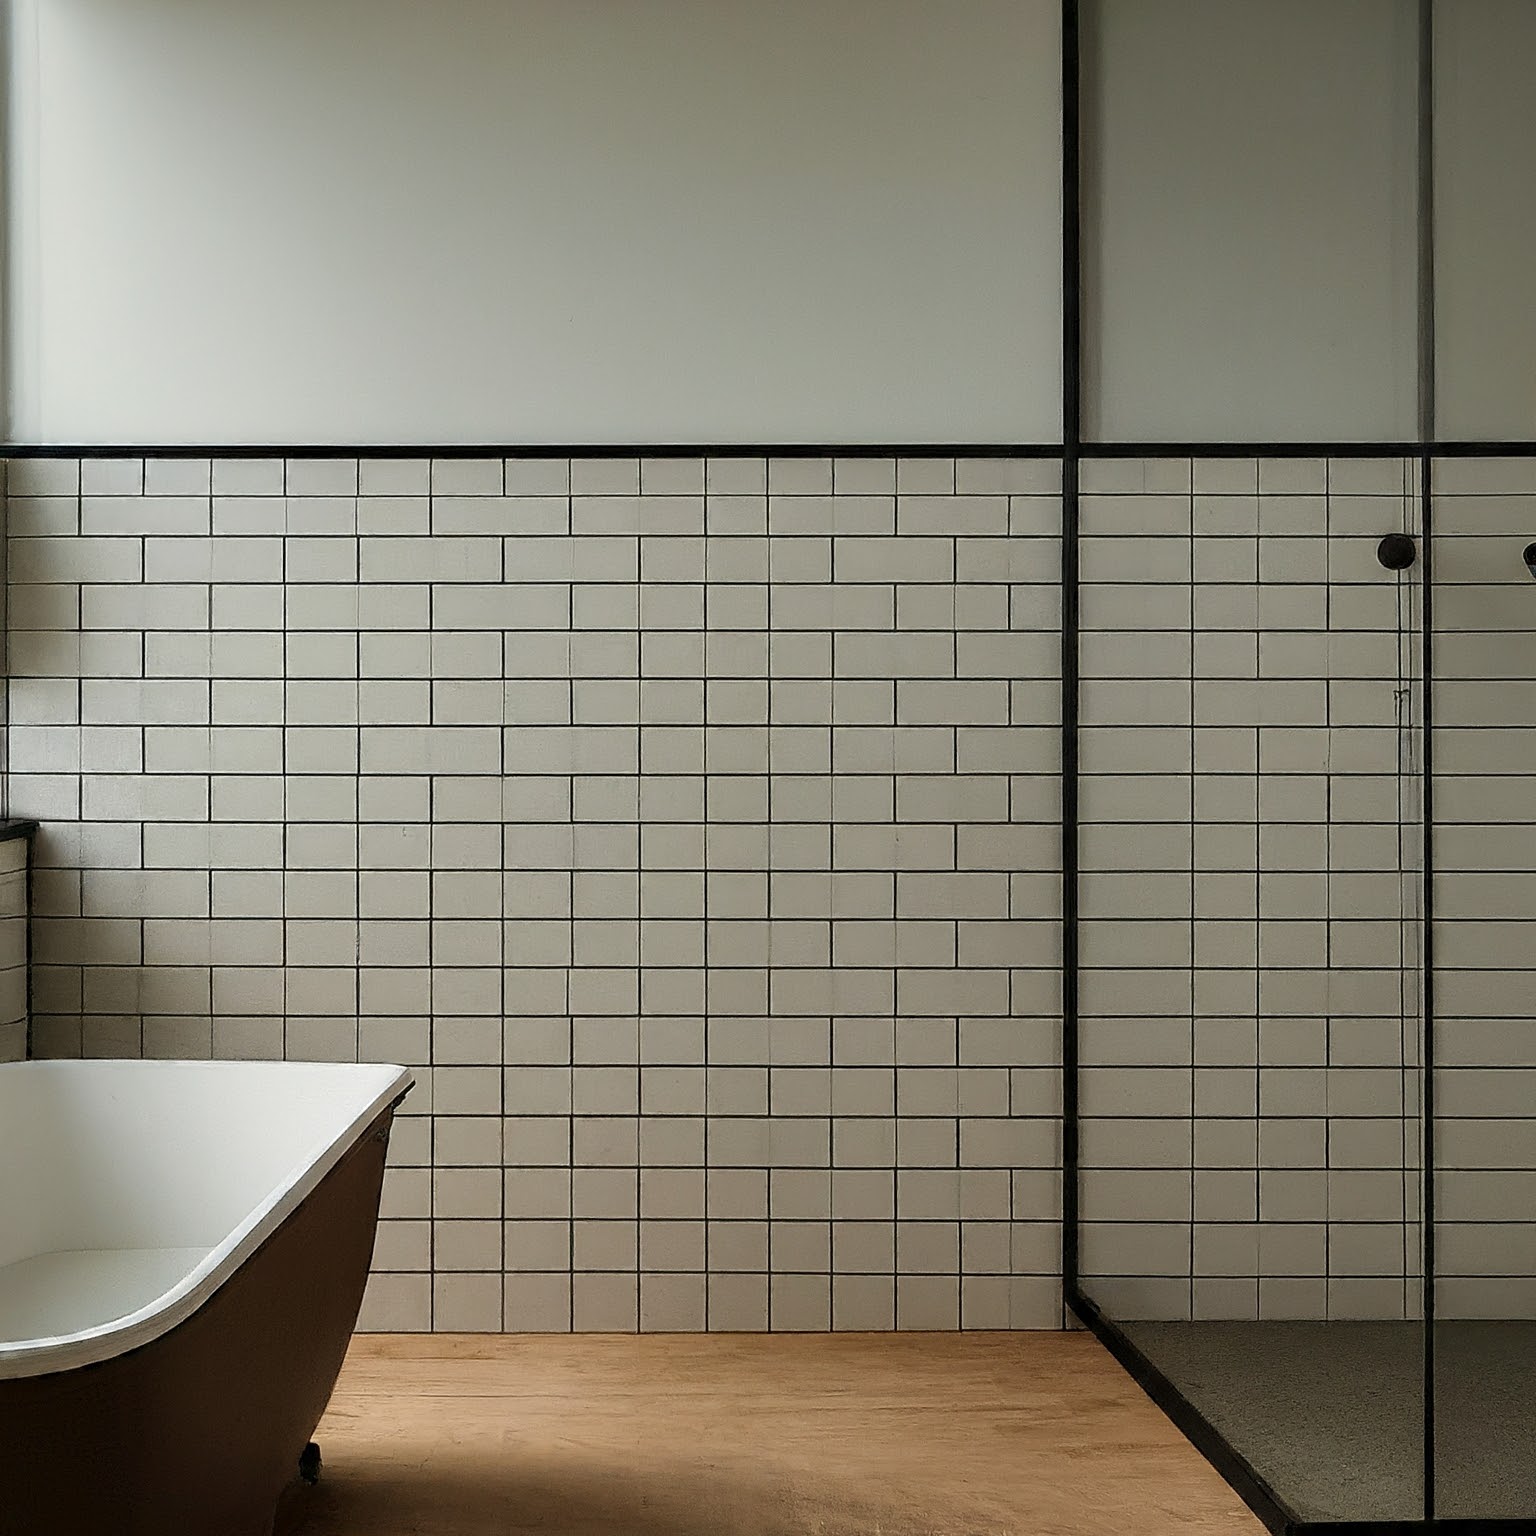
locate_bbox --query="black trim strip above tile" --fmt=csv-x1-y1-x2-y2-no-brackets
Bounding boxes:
11,440,1536,461
1084,442,1423,459
1430,441,1536,457
0,442,1067,460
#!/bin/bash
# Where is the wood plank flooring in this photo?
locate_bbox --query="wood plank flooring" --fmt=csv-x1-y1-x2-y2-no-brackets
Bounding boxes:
275,1333,1262,1536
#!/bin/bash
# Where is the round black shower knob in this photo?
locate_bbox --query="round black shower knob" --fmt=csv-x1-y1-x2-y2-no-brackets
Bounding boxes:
1376,534,1417,571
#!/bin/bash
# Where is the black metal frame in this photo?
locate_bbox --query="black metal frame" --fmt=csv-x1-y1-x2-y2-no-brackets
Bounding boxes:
6,437,1536,461
2,0,1532,1528
1416,1,1440,1522
0,442,1068,459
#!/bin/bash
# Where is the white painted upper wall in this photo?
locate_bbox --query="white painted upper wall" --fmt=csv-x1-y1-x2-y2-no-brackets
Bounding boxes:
1082,0,1420,444
1435,0,1536,442
5,0,1063,446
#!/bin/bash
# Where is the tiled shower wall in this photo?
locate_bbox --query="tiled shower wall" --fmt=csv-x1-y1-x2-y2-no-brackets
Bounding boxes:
1077,456,1427,1322
1433,457,1536,1320
0,473,15,1064
4,453,1064,1332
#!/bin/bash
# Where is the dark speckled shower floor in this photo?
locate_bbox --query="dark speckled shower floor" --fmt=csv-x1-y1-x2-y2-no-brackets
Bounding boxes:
1120,1319,1536,1526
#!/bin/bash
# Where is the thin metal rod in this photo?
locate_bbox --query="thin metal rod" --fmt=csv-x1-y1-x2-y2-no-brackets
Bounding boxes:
1418,0,1437,447
1059,0,1082,1303
1417,1,1438,1522
1420,444,1437,1528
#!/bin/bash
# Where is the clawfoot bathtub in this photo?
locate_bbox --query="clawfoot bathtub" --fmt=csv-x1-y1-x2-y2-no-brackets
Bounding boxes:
0,1058,412,1536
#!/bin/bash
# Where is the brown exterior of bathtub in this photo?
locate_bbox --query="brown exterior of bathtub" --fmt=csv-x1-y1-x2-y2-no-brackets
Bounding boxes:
0,1105,397,1536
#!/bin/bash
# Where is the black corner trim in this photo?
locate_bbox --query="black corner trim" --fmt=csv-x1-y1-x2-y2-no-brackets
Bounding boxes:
1068,1286,1304,1536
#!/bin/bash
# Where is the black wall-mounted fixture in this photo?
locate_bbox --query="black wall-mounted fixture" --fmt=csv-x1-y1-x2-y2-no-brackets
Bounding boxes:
1377,533,1418,570
1523,542,1536,579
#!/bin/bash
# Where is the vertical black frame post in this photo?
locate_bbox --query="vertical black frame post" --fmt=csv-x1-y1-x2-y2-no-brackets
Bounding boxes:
1416,0,1438,1522
1059,0,1082,1308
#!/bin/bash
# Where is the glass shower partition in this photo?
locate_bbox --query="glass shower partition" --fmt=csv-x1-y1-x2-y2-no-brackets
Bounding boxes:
1429,454,1536,1524
1073,453,1428,1529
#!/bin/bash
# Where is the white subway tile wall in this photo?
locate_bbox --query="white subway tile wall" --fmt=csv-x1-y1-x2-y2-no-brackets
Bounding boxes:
4,454,1064,1333
0,458,17,1064
1432,457,1536,1320
1077,457,1427,1322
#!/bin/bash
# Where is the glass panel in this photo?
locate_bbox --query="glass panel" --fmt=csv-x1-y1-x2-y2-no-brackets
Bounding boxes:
1076,453,1426,1524
1430,456,1536,1522
1082,0,1418,444
1434,2,1536,442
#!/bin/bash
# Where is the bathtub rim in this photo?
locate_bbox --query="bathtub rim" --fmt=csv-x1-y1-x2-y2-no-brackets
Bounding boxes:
0,1058,412,1381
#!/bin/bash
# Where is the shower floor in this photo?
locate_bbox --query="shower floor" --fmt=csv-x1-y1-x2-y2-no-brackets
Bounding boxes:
1119,1319,1536,1527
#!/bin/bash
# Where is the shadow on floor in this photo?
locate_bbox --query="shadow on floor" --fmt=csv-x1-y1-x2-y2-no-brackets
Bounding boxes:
273,1454,957,1536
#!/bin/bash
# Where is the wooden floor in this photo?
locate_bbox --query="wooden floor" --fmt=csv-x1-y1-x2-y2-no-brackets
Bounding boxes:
275,1333,1261,1536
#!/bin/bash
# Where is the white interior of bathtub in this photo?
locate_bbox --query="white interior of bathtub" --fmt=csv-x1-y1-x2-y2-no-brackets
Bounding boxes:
0,1059,412,1379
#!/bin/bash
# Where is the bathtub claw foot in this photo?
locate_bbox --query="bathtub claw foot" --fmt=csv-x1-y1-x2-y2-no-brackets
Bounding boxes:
298,1442,322,1486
